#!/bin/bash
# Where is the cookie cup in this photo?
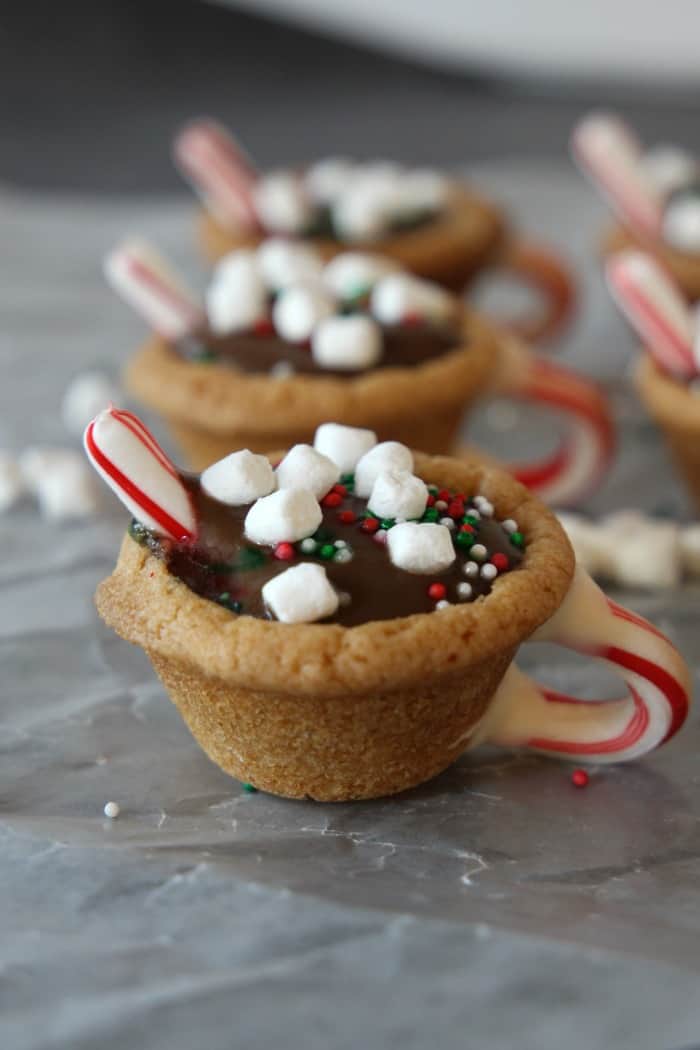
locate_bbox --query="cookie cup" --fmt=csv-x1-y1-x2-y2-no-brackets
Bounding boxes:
125,308,497,470
95,453,574,801
635,354,700,513
602,223,700,301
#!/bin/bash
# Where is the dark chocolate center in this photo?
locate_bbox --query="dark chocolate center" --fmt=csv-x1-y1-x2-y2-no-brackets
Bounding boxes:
130,476,525,627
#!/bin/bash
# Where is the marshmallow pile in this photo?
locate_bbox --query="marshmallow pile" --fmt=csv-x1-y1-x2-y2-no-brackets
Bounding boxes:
0,446,100,521
558,510,700,589
252,159,448,242
205,240,454,372
200,422,495,624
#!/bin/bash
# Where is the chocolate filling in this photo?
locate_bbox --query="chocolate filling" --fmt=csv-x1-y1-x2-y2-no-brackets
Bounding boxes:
177,319,462,376
131,476,525,627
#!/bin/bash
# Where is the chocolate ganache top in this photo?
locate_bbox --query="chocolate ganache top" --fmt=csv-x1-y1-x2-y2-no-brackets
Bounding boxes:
129,474,525,628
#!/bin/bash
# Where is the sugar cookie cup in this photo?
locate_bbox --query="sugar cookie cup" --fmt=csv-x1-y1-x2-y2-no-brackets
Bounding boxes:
94,449,690,801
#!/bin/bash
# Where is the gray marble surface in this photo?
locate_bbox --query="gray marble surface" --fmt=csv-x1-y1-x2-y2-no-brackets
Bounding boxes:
2,169,699,1050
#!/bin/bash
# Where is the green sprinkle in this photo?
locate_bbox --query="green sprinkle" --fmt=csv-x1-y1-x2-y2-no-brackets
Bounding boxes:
192,348,217,363
340,473,355,489
462,515,480,527
456,531,476,549
510,531,525,548
427,485,439,495
217,592,242,613
380,518,395,530
242,782,258,794
235,547,267,571
313,526,334,543
320,543,336,560
128,519,149,546
422,508,439,522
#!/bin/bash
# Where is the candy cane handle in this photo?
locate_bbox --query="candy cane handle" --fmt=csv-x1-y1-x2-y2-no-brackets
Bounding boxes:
479,566,691,763
486,335,615,508
490,238,576,344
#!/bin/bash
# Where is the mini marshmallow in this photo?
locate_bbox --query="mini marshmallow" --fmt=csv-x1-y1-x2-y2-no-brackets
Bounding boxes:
323,252,398,300
256,238,324,291
391,169,448,216
19,447,88,494
311,314,383,371
663,195,700,253
313,423,377,475
680,524,700,576
61,371,122,437
643,146,698,197
556,512,614,577
304,157,356,204
387,522,456,574
272,284,335,343
354,441,413,498
201,449,276,506
252,171,315,235
370,273,453,325
35,457,101,521
275,444,340,499
604,514,681,590
368,471,428,521
0,452,24,512
206,251,267,334
331,173,400,242
262,562,339,623
245,487,322,545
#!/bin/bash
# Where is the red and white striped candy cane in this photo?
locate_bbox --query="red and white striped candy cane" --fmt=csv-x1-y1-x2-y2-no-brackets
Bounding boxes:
477,565,690,763
84,407,197,542
488,336,615,508
105,239,204,340
606,250,697,379
174,119,260,232
571,113,663,240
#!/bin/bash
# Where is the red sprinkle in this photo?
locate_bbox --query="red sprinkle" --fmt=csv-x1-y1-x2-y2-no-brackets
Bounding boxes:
403,310,423,326
361,517,380,534
274,542,295,561
338,509,356,524
253,317,274,336
322,491,343,508
448,500,464,519
460,523,475,534
426,494,436,507
332,484,348,496
571,769,589,789
428,582,447,601
438,489,450,503
491,553,509,572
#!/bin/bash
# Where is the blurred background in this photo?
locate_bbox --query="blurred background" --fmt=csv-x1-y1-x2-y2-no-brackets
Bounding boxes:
3,0,699,193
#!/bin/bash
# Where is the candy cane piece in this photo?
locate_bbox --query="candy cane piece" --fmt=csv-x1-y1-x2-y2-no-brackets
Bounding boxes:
174,119,260,232
492,339,615,508
571,113,663,239
481,566,690,763
84,407,197,542
606,250,696,378
105,239,204,340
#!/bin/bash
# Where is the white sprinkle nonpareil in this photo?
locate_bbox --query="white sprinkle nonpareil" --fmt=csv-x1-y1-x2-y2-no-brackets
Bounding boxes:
103,801,120,819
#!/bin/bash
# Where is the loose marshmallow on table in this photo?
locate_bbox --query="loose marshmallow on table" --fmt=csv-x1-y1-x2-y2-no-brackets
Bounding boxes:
556,512,615,578
256,238,324,291
19,447,88,494
311,315,383,371
663,194,700,253
368,471,428,521
206,251,267,334
272,284,335,343
313,423,377,475
354,441,413,498
304,157,356,204
201,449,276,506
0,452,24,512
387,522,456,574
323,252,398,300
605,512,681,589
252,172,315,236
370,273,453,325
35,456,101,521
643,146,698,198
61,372,122,437
275,444,340,499
262,562,339,624
245,487,322,545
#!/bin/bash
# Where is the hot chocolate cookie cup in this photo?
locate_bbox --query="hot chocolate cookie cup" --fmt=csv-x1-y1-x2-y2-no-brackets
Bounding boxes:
197,187,573,344
635,354,700,513
124,309,496,471
602,223,700,302
96,453,574,801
